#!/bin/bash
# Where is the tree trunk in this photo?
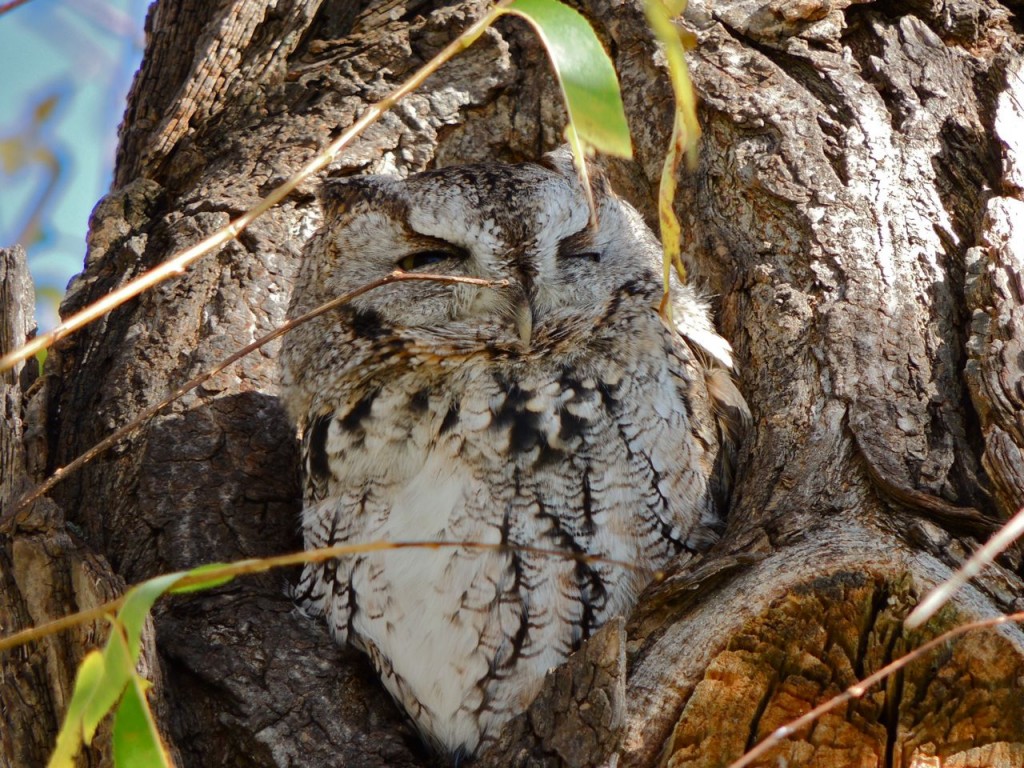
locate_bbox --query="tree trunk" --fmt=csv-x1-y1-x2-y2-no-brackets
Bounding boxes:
2,0,1023,765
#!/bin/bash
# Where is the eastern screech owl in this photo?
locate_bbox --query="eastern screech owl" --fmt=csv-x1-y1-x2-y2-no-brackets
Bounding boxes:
280,150,747,760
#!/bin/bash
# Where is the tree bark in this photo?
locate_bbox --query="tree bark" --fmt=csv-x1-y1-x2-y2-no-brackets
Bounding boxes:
1,247,125,767
2,0,1023,766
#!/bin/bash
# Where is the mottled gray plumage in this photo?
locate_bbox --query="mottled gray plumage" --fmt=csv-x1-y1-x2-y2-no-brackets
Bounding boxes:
280,151,747,759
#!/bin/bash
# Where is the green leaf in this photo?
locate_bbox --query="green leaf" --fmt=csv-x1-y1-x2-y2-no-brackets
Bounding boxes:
118,572,185,659
47,628,134,768
113,676,173,768
81,626,133,743
169,562,236,594
503,0,632,160
47,650,106,768
661,0,687,17
86,573,184,739
47,571,185,766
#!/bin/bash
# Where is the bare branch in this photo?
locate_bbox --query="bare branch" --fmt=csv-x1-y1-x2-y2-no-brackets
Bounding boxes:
0,539,646,654
0,0,32,16
906,504,1024,629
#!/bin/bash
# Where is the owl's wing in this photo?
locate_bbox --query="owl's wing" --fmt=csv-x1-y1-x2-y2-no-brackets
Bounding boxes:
667,282,733,367
293,412,360,635
667,281,749,426
667,283,751,509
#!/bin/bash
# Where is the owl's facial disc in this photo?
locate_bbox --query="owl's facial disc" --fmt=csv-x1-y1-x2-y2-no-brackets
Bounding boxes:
314,159,660,355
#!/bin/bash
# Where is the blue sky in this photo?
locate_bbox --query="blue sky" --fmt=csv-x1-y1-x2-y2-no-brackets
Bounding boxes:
0,0,148,330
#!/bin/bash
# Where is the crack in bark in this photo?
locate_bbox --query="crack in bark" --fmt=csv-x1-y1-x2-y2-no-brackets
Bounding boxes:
850,427,997,536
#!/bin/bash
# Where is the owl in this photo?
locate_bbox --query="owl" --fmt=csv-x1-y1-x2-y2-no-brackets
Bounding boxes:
280,150,748,761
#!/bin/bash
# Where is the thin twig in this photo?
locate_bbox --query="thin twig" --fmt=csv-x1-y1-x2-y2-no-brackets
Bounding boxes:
906,504,1024,629
1,272,501,530
0,539,645,654
0,600,124,655
0,0,31,15
727,609,1024,768
0,2,509,374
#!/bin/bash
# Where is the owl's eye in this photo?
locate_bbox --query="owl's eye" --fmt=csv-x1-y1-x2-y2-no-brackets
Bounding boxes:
397,250,458,271
556,230,601,264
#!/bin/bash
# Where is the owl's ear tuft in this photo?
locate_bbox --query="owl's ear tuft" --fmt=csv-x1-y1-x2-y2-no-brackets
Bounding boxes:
538,146,577,178
318,176,394,221
538,147,611,208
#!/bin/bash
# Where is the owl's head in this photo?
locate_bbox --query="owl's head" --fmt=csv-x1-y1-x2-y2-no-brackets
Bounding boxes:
286,150,733,383
291,151,661,345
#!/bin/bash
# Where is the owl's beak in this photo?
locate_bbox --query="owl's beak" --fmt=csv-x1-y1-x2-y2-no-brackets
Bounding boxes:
515,297,533,349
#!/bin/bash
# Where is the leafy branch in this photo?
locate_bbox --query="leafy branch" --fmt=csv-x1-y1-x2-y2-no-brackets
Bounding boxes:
645,0,701,298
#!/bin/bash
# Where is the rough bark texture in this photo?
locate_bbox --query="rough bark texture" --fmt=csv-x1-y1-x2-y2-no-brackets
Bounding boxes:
1,247,123,767
478,618,627,768
1,0,1023,766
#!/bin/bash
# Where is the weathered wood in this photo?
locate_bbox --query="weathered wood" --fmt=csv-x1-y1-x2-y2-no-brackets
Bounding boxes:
1,247,127,767
1,0,1021,765
1,246,35,506
0,246,55,768
964,55,1024,520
